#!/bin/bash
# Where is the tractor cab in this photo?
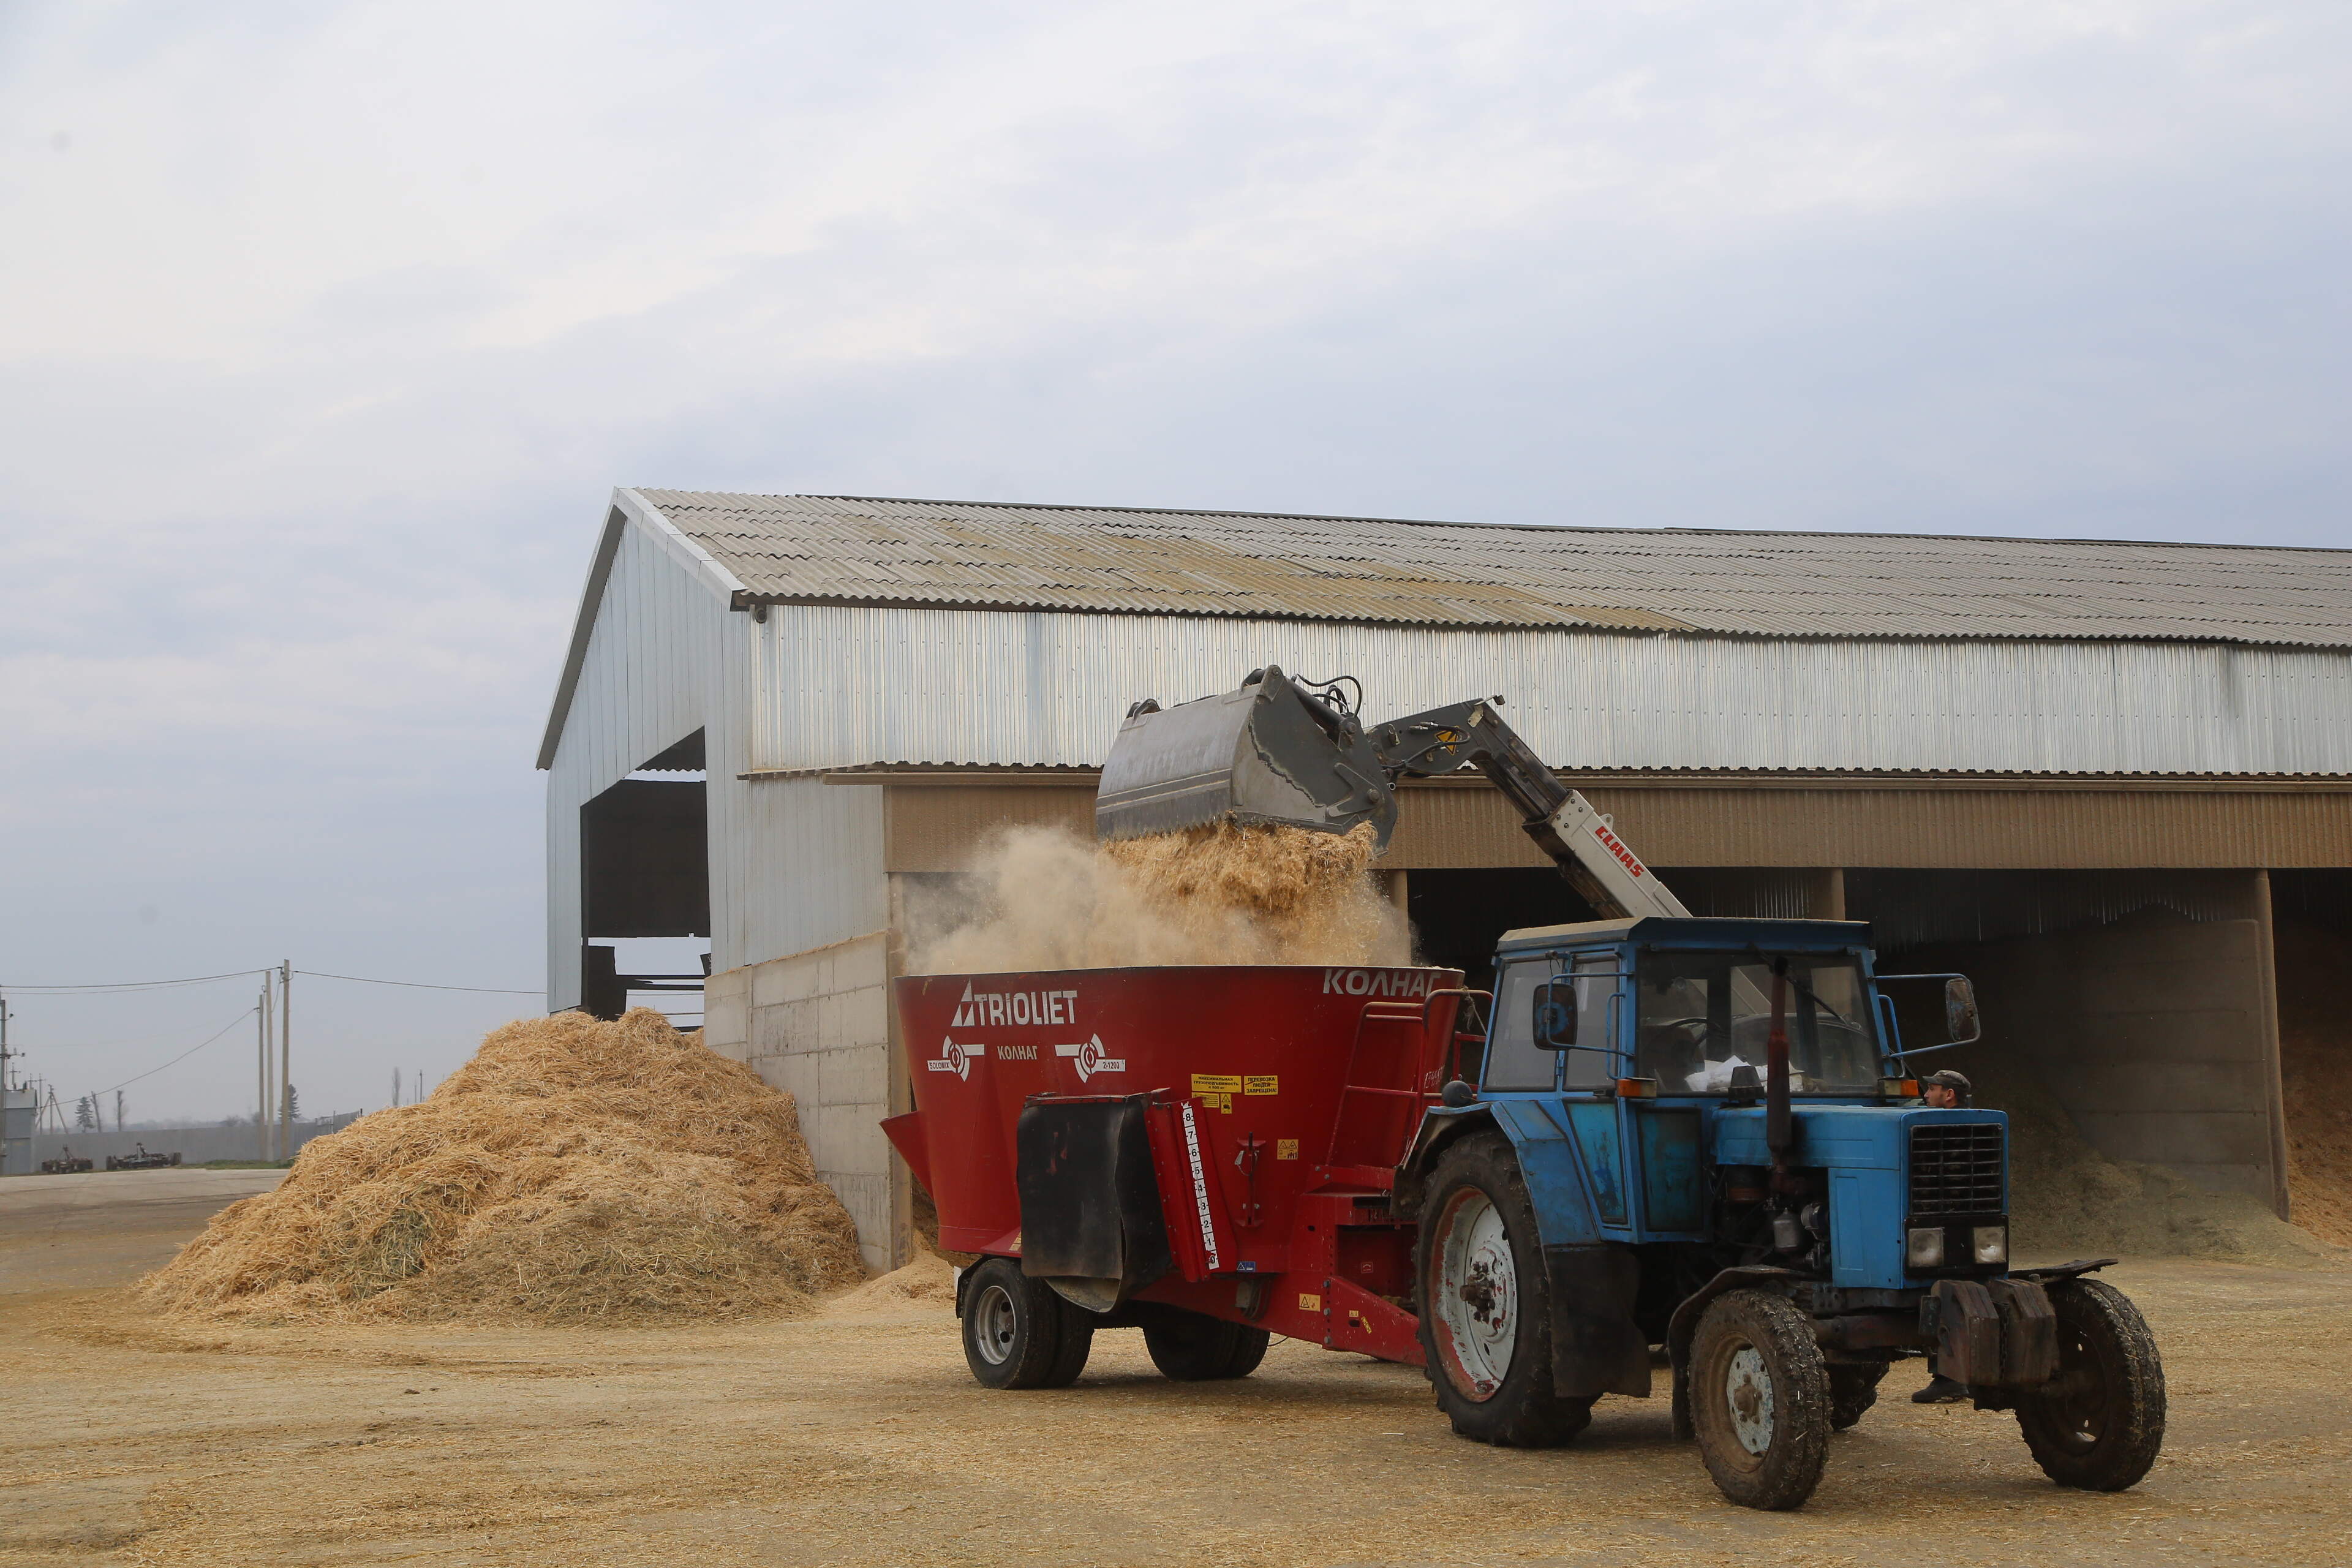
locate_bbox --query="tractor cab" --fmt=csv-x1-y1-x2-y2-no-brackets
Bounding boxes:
1472,916,2005,1288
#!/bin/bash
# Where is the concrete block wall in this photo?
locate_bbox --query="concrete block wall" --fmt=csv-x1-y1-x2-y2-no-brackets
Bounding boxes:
1901,900,2287,1210
703,929,897,1272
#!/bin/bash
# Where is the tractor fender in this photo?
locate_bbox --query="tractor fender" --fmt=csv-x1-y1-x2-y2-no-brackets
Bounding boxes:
1393,1100,1609,1246
1392,1104,1496,1220
1664,1265,1810,1439
1400,1101,1646,1399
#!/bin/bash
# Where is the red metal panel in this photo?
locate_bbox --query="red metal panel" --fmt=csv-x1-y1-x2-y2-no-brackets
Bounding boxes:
896,965,1461,1257
1144,1098,1228,1282
878,1111,932,1196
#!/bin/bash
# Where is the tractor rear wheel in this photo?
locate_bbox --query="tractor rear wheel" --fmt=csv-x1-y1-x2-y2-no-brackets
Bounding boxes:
1142,1309,1270,1381
2015,1278,2166,1491
1413,1133,1594,1447
1689,1289,1832,1510
961,1258,1091,1390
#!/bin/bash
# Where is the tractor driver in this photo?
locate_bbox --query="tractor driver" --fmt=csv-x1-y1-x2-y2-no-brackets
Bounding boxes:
1911,1068,1978,1404
1920,1069,1971,1109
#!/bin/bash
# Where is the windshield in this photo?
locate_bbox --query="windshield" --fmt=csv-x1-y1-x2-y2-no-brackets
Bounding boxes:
1635,952,1881,1094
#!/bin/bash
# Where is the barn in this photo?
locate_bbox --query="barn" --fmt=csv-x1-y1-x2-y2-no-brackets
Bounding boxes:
538,489,2352,1270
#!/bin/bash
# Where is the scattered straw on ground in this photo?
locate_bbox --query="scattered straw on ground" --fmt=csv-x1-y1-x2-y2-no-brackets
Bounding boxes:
818,1245,957,1317
1987,1051,2336,1265
140,1008,866,1324
909,821,1411,974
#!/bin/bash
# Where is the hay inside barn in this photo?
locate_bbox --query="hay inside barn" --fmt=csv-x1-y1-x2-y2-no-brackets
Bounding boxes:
142,1009,867,1323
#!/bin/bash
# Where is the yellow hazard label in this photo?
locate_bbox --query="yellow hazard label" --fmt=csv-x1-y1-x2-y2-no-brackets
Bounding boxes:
1199,1093,1234,1114
1299,1293,1322,1312
1243,1074,1279,1096
1276,1138,1299,1161
1192,1074,1242,1095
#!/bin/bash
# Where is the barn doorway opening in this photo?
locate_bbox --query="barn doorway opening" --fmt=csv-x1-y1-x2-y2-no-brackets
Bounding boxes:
579,729,710,1022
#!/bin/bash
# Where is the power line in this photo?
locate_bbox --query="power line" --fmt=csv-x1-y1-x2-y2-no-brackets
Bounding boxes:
94,1007,257,1096
1,967,543,998
296,970,543,997
2,968,269,993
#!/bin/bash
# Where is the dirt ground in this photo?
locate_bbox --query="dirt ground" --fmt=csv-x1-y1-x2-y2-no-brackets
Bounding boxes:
6,1175,2351,1567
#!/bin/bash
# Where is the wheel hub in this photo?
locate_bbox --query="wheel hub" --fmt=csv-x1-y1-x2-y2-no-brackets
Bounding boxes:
973,1283,1017,1365
1433,1190,1518,1397
1725,1345,1776,1455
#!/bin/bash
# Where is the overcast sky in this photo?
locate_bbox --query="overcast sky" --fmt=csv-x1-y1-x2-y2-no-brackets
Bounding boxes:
2,1,2347,1125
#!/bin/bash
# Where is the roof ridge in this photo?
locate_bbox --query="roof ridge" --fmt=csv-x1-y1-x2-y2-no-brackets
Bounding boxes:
635,489,2352,556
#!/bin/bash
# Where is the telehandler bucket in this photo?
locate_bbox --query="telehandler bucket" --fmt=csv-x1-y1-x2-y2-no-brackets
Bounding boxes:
1093,666,1398,850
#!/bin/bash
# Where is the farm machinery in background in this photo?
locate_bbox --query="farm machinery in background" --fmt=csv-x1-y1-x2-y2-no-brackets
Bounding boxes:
884,668,2165,1510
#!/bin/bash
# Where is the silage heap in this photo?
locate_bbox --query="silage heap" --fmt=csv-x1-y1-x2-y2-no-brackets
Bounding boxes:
143,1008,867,1324
909,820,1412,974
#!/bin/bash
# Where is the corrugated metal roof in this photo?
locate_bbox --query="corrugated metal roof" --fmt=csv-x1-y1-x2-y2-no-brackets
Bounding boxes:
632,490,2352,648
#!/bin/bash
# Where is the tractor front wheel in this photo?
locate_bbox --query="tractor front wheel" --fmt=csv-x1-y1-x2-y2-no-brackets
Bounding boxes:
1413,1133,1594,1447
1827,1362,1887,1430
1688,1289,1832,1510
2015,1278,2166,1491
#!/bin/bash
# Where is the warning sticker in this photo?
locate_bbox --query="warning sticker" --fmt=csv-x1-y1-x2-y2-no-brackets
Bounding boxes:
1243,1074,1279,1096
1276,1138,1299,1161
1299,1293,1322,1312
1199,1094,1234,1114
1191,1074,1242,1095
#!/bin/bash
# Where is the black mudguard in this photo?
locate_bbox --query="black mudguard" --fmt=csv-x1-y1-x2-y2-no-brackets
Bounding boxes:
1545,1244,1654,1399
1015,1095,1172,1307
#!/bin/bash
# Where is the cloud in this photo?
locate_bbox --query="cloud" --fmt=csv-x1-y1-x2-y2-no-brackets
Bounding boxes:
1,0,2348,1116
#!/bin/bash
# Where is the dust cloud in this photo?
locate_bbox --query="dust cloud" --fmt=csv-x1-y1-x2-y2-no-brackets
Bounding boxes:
907,821,1413,975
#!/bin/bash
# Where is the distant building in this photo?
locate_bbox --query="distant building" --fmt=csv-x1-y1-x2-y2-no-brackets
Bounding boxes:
541,490,2352,1270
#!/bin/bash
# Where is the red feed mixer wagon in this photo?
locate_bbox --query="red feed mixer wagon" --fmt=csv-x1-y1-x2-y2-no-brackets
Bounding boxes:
884,962,1474,1384
881,668,2171,1511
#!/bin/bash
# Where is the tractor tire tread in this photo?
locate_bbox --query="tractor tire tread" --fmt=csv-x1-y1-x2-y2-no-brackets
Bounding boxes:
1827,1362,1887,1431
1689,1289,1832,1510
1412,1131,1594,1449
2015,1278,2166,1492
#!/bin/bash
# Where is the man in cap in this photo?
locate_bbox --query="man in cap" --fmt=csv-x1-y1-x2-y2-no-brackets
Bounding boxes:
1920,1068,1972,1110
1911,1067,1979,1403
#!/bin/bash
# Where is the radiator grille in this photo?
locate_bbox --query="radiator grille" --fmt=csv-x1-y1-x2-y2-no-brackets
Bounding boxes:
1909,1122,2005,1215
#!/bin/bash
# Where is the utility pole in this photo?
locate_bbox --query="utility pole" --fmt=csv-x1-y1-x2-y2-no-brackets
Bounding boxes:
257,979,271,1161
115,1088,124,1131
278,961,292,1161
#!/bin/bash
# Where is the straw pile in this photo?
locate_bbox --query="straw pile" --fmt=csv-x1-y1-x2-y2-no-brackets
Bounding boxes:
2280,919,2352,1246
909,821,1412,974
142,1009,866,1324
1981,1046,2335,1265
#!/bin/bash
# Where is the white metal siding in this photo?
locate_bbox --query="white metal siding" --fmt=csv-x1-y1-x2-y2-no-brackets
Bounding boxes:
544,508,734,1009
546,501,888,1007
747,607,2352,778
713,772,887,973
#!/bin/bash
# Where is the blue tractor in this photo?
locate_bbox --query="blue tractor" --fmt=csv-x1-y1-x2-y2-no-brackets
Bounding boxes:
1393,915,2163,1508
1099,669,2166,1510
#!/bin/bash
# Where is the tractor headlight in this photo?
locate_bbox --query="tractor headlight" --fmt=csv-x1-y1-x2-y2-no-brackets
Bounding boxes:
1972,1225,2008,1265
1907,1227,1945,1269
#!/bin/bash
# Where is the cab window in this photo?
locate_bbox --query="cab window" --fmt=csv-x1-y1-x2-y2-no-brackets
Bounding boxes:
1565,954,1617,1090
1483,952,1620,1091
1634,951,1880,1093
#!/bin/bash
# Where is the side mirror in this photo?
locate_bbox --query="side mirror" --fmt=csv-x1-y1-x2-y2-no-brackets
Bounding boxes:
1532,982,1577,1050
1944,976,1981,1045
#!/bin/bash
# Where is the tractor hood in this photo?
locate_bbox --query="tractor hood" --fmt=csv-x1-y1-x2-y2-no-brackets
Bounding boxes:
1712,1104,2008,1172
